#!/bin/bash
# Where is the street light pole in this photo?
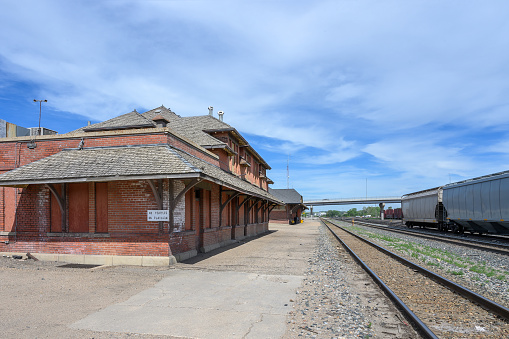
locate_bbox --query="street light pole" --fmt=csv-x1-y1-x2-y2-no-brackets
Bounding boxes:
33,99,47,135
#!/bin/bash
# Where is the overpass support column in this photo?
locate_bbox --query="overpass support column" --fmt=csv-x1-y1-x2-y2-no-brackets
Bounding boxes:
310,206,313,219
379,203,385,220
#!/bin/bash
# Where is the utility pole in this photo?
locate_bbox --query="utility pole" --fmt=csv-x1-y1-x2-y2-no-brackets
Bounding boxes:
287,154,290,189
33,99,47,135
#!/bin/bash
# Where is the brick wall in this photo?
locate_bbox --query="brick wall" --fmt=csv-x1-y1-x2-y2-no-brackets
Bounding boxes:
0,131,272,260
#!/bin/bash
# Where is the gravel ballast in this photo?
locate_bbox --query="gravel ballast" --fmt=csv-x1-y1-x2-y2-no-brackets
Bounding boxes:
284,222,419,338
334,219,509,309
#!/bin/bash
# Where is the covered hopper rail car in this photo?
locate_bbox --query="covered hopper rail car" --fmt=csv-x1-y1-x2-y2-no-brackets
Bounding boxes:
402,171,509,235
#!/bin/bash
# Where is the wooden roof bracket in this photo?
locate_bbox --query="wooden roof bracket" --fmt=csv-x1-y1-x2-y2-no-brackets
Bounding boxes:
290,204,302,214
169,178,202,233
147,179,163,210
255,199,267,215
219,187,240,228
236,195,252,212
247,197,262,214
268,203,277,214
220,189,241,214
261,200,269,213
148,179,164,233
45,183,67,232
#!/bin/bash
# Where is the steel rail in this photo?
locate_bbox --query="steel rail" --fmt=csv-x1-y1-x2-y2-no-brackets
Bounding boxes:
347,219,509,256
321,219,438,339
324,218,509,321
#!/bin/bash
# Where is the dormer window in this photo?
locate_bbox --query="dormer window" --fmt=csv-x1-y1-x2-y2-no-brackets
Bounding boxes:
152,115,169,128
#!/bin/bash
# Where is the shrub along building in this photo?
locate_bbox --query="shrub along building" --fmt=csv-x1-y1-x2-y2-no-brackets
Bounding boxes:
268,188,307,224
0,106,282,266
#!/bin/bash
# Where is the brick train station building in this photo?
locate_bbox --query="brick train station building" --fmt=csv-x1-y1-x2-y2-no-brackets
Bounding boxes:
0,106,282,265
268,188,307,224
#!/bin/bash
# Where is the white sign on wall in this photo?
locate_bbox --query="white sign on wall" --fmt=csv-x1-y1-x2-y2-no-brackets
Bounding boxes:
147,210,169,221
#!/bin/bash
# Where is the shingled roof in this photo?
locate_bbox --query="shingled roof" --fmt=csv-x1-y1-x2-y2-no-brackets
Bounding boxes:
0,145,197,184
0,144,282,203
69,111,156,134
268,188,304,204
66,106,271,169
142,107,228,148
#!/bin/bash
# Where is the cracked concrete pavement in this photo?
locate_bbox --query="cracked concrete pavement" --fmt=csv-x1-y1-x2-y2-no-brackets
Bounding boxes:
1,221,317,338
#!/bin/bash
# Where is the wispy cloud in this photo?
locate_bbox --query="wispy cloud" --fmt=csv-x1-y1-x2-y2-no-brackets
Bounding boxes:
2,0,509,201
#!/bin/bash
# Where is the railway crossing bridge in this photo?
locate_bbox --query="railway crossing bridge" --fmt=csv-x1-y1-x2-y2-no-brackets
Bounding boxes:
303,196,402,219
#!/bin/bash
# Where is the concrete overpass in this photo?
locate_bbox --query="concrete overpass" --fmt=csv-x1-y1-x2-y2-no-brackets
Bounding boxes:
303,196,402,220
304,196,402,206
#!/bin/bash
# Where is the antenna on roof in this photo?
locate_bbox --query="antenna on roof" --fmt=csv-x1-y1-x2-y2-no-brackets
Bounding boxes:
208,106,213,116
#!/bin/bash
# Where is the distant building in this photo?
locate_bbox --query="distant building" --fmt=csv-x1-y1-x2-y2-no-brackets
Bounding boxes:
268,188,307,224
28,127,58,136
0,119,31,138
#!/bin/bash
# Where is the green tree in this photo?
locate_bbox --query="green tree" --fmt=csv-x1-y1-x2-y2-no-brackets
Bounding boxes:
345,208,358,217
325,210,342,217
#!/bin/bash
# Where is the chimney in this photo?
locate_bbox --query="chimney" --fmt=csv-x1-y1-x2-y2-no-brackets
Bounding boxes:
87,121,91,126
208,106,213,116
218,111,224,122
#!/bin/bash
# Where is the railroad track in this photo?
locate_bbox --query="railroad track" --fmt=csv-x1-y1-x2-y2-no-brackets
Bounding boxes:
349,217,509,243
321,218,509,338
340,218,509,256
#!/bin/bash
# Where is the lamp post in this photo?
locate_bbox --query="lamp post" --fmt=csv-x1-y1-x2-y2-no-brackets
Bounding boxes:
33,99,47,135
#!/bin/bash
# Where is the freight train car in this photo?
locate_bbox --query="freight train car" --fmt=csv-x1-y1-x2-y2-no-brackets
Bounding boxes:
442,171,509,235
402,187,447,230
384,208,403,219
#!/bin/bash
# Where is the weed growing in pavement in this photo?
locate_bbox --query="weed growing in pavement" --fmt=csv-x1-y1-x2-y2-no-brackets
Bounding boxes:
340,222,509,283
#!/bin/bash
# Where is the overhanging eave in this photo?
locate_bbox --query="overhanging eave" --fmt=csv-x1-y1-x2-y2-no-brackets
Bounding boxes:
0,173,202,187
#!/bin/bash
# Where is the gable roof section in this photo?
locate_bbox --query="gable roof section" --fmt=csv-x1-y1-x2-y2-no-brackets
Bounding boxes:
142,108,227,148
268,188,304,204
83,111,155,132
69,111,156,134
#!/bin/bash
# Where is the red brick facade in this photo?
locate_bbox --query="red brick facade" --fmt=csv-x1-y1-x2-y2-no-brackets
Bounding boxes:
0,120,275,264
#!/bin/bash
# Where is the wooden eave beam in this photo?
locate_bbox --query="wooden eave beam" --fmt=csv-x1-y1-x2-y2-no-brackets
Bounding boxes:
221,192,241,214
147,179,163,210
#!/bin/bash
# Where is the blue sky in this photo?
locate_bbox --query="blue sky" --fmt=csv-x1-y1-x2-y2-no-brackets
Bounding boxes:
2,1,509,211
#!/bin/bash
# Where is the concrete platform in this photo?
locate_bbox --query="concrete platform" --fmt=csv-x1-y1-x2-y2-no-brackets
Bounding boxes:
71,221,319,338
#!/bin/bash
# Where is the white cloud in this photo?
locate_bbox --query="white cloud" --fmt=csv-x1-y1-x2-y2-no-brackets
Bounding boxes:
2,0,509,200
362,137,476,180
